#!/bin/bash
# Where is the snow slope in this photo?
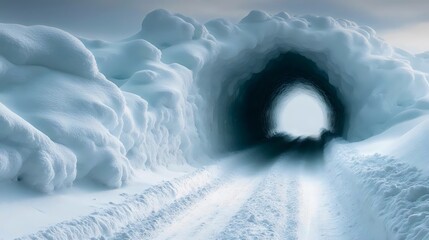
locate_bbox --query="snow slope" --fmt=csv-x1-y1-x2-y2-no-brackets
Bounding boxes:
326,142,429,239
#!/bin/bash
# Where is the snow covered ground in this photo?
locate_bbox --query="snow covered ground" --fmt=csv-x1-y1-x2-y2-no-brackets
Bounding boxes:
2,143,429,239
0,167,191,238
1,8,429,240
9,145,426,240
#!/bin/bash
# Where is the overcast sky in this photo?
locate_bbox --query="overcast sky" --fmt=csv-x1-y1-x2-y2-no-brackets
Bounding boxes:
1,0,428,53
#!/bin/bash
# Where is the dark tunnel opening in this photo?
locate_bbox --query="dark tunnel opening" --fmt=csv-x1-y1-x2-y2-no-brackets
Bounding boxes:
217,52,347,159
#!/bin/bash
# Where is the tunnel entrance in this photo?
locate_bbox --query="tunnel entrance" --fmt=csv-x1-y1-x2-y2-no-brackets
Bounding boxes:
217,52,346,156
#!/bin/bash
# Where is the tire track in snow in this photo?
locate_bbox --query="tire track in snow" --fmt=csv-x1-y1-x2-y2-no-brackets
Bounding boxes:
20,165,226,240
153,166,269,240
296,172,356,240
215,160,298,240
281,175,299,240
292,158,388,240
109,180,223,239
109,159,275,239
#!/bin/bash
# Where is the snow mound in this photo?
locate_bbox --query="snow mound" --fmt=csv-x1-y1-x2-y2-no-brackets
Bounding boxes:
0,22,199,191
0,24,98,78
0,25,131,191
130,9,198,49
326,143,429,240
1,9,429,191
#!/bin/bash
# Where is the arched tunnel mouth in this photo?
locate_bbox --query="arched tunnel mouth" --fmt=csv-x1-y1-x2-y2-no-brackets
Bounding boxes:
217,52,347,160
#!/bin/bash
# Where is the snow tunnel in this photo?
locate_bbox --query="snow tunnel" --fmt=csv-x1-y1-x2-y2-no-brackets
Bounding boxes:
214,52,347,156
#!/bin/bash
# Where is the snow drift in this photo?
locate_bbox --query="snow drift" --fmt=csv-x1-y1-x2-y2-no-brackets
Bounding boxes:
1,9,429,192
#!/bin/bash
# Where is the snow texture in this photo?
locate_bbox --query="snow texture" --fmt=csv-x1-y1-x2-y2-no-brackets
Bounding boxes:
18,165,224,239
1,9,429,192
326,142,429,239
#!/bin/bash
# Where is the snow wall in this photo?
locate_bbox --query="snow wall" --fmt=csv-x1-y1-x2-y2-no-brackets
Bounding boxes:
1,9,429,192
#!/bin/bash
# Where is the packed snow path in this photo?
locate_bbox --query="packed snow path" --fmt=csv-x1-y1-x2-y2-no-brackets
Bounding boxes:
28,144,429,240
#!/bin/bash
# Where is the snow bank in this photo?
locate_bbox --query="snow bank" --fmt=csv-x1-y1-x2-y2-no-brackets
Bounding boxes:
0,24,98,78
21,165,224,240
0,23,199,191
1,9,429,191
326,142,429,239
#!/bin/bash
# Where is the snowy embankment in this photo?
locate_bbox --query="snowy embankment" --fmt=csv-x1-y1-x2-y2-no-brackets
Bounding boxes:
18,165,224,239
1,8,429,240
326,142,429,239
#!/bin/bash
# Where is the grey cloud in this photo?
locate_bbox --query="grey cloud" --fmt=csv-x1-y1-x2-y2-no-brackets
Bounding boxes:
0,0,428,40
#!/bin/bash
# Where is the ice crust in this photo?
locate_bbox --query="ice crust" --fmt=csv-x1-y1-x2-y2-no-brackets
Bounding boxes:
1,10,429,191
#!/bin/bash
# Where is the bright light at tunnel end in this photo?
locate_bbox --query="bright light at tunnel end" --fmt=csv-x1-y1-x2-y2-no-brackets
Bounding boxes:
273,87,329,138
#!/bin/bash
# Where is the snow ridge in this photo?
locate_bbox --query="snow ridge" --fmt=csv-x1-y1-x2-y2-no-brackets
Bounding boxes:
20,165,223,239
327,143,429,240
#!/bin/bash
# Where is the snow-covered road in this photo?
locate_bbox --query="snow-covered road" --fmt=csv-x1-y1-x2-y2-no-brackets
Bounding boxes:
23,144,421,240
151,156,387,240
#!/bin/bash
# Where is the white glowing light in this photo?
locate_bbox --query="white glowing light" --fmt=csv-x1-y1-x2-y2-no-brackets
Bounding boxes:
274,88,328,137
